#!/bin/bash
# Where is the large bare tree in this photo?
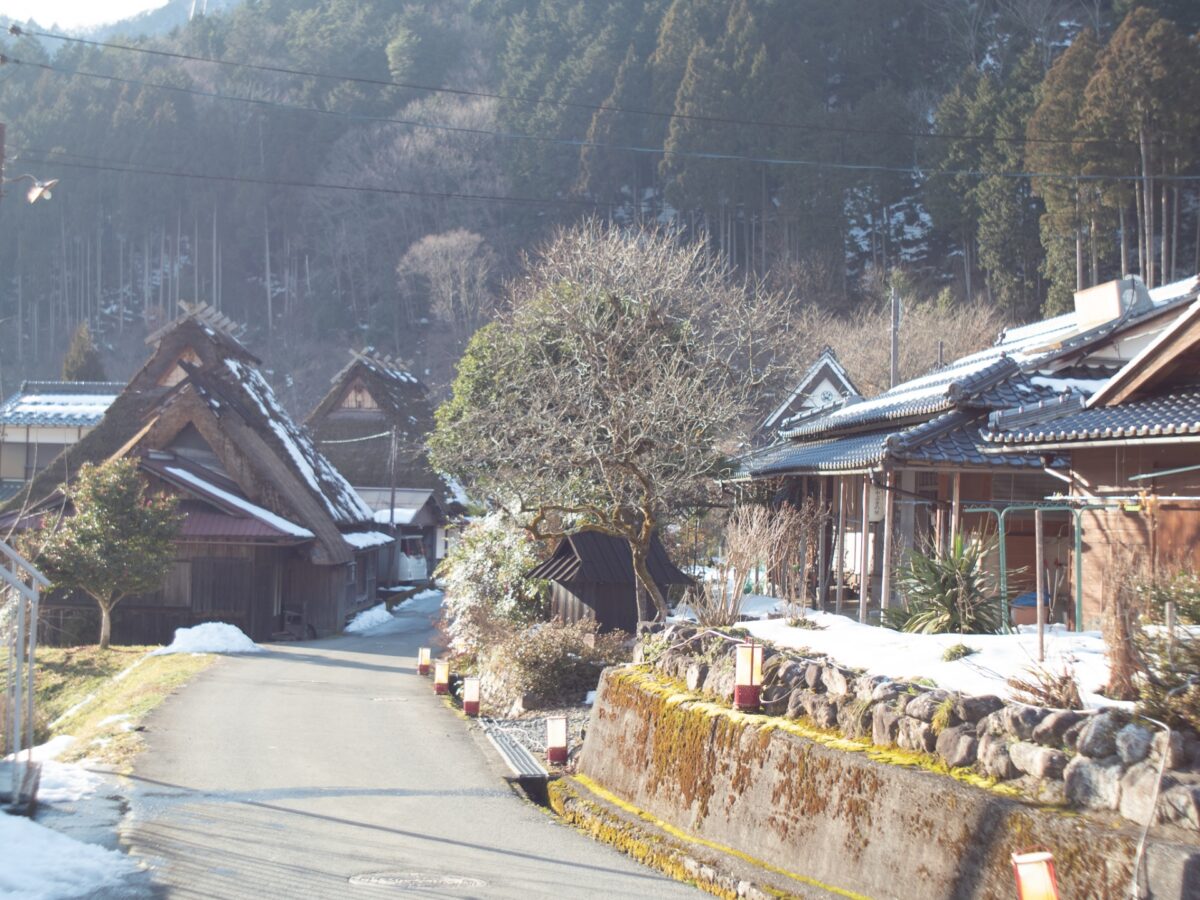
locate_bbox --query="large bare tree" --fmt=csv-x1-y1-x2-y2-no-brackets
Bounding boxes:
429,221,795,621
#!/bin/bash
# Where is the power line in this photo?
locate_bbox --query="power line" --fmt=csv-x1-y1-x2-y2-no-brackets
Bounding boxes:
15,150,607,208
10,23,1133,149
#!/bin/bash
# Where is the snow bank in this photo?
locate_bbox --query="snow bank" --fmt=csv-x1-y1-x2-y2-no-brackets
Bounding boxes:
734,606,1118,708
152,622,262,655
345,603,395,634
0,813,137,899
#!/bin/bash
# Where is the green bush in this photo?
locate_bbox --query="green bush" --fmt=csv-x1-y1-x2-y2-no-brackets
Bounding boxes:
1136,628,1200,733
1134,569,1200,625
479,619,630,712
941,643,977,662
886,537,1004,635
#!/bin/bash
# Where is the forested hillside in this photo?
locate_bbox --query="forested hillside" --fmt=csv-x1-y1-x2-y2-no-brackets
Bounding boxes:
0,0,1197,410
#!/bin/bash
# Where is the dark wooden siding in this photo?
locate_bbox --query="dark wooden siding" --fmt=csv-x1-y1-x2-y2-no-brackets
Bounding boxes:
549,578,638,634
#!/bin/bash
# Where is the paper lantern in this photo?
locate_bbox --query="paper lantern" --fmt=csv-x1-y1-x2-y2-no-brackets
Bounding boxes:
462,676,480,716
734,642,763,710
417,647,431,676
433,660,449,695
1012,851,1058,900
546,715,568,765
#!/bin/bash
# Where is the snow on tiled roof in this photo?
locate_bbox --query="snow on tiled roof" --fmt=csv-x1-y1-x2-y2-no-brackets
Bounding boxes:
0,381,123,428
224,359,374,525
343,530,395,550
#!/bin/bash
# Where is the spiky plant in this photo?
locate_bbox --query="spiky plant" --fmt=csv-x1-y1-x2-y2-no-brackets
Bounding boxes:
890,537,1004,635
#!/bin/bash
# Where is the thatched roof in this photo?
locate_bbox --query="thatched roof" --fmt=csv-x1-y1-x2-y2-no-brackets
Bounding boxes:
306,352,441,495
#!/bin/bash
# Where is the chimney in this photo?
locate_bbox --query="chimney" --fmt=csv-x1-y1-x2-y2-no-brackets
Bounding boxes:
1073,276,1152,331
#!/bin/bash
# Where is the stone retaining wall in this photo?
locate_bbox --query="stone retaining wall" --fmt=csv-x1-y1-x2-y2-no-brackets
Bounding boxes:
579,662,1200,898
638,626,1200,832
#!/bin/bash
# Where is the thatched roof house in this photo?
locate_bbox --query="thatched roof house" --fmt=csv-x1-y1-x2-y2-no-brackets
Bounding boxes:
1,303,388,644
306,351,450,581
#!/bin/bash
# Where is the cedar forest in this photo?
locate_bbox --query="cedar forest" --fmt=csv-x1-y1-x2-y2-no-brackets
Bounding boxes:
0,0,1197,411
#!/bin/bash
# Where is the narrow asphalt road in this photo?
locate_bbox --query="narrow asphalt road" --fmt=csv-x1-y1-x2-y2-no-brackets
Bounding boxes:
114,593,700,899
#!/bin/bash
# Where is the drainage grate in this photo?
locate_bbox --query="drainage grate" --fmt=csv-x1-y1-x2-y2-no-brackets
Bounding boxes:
349,872,487,888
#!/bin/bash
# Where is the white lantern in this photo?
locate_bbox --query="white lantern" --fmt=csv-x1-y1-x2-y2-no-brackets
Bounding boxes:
433,660,449,695
734,642,763,710
546,715,569,765
1012,851,1058,900
417,647,431,676
462,676,480,716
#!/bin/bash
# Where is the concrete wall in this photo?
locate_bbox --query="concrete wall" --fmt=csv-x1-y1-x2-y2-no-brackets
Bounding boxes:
580,667,1199,899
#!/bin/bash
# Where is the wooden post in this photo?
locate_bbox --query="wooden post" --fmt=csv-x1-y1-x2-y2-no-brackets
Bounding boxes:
950,472,962,545
881,470,895,611
859,476,871,624
835,478,846,614
1167,600,1177,666
935,505,946,558
1035,508,1046,662
816,477,829,610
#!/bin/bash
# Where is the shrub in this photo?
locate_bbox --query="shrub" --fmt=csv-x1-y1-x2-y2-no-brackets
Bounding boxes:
435,512,547,659
941,643,977,662
1007,662,1084,710
888,537,1004,635
478,619,630,712
1136,626,1200,733
1134,567,1200,625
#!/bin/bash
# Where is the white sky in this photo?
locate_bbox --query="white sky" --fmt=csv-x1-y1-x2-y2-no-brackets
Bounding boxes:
0,1,167,30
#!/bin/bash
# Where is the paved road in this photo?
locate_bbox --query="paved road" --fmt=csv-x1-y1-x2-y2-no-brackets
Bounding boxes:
115,593,700,899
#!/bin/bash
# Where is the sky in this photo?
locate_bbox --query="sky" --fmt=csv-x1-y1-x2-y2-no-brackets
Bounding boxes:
0,0,167,30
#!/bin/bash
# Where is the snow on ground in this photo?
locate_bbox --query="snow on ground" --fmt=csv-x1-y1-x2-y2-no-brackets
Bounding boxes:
152,622,262,655
3,736,105,805
345,603,395,634
0,811,137,899
675,595,1121,709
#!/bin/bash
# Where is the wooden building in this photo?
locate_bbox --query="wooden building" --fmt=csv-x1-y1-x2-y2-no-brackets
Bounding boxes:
756,347,860,445
306,351,452,583
735,275,1200,627
0,380,123,504
985,277,1200,628
0,303,389,644
527,531,691,633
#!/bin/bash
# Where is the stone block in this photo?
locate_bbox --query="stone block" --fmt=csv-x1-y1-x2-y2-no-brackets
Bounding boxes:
804,663,823,690
954,694,1003,724
1115,723,1152,766
1008,741,1068,780
1150,729,1187,770
872,702,901,746
785,688,812,720
1160,784,1200,830
978,734,1018,780
702,658,736,701
838,700,872,739
1031,710,1084,748
685,662,708,692
905,690,953,723
976,710,1005,737
821,666,851,696
936,725,978,768
1062,718,1088,751
1001,705,1048,741
809,695,840,730
868,678,901,704
1119,762,1169,826
1076,711,1125,759
896,717,936,753
761,684,791,716
1064,755,1123,810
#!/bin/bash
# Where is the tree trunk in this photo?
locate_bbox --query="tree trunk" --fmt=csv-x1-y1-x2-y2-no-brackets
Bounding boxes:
98,600,114,650
630,544,668,623
1119,203,1129,277
1161,180,1169,287
1139,126,1154,288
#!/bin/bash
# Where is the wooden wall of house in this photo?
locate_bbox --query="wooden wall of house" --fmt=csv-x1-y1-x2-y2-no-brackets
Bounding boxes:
1074,445,1200,630
38,542,289,646
549,579,639,634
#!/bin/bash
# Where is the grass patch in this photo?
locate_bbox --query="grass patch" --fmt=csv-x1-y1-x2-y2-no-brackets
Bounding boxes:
2,645,216,771
941,643,978,662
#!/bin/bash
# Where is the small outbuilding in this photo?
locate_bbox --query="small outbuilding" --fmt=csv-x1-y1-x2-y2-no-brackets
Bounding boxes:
528,531,691,633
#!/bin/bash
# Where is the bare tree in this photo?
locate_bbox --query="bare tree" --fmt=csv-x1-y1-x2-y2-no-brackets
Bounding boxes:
398,229,497,338
430,221,797,621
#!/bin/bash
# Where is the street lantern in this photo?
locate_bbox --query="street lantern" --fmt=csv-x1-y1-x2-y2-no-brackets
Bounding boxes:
546,716,568,765
433,660,449,695
734,642,763,710
1012,851,1058,900
417,646,431,676
462,676,480,716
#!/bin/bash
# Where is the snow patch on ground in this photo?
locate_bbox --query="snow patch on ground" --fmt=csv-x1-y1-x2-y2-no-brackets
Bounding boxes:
345,604,395,634
0,812,138,899
4,736,105,804
152,622,262,655
727,603,1116,708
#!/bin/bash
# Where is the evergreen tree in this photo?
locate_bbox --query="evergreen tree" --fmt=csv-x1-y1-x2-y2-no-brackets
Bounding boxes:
32,459,181,649
62,323,108,382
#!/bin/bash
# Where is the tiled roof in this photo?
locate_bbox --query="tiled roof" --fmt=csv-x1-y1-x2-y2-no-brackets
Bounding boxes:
0,381,123,428
984,389,1200,446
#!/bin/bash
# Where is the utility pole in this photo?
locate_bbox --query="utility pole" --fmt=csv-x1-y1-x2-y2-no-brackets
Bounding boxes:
889,284,900,388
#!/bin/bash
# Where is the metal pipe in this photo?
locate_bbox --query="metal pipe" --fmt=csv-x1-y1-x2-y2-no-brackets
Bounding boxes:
835,478,846,614
859,476,870,623
881,470,895,612
1127,461,1200,482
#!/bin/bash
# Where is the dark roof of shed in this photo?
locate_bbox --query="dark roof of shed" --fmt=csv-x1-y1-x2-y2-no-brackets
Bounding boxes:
528,531,692,586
